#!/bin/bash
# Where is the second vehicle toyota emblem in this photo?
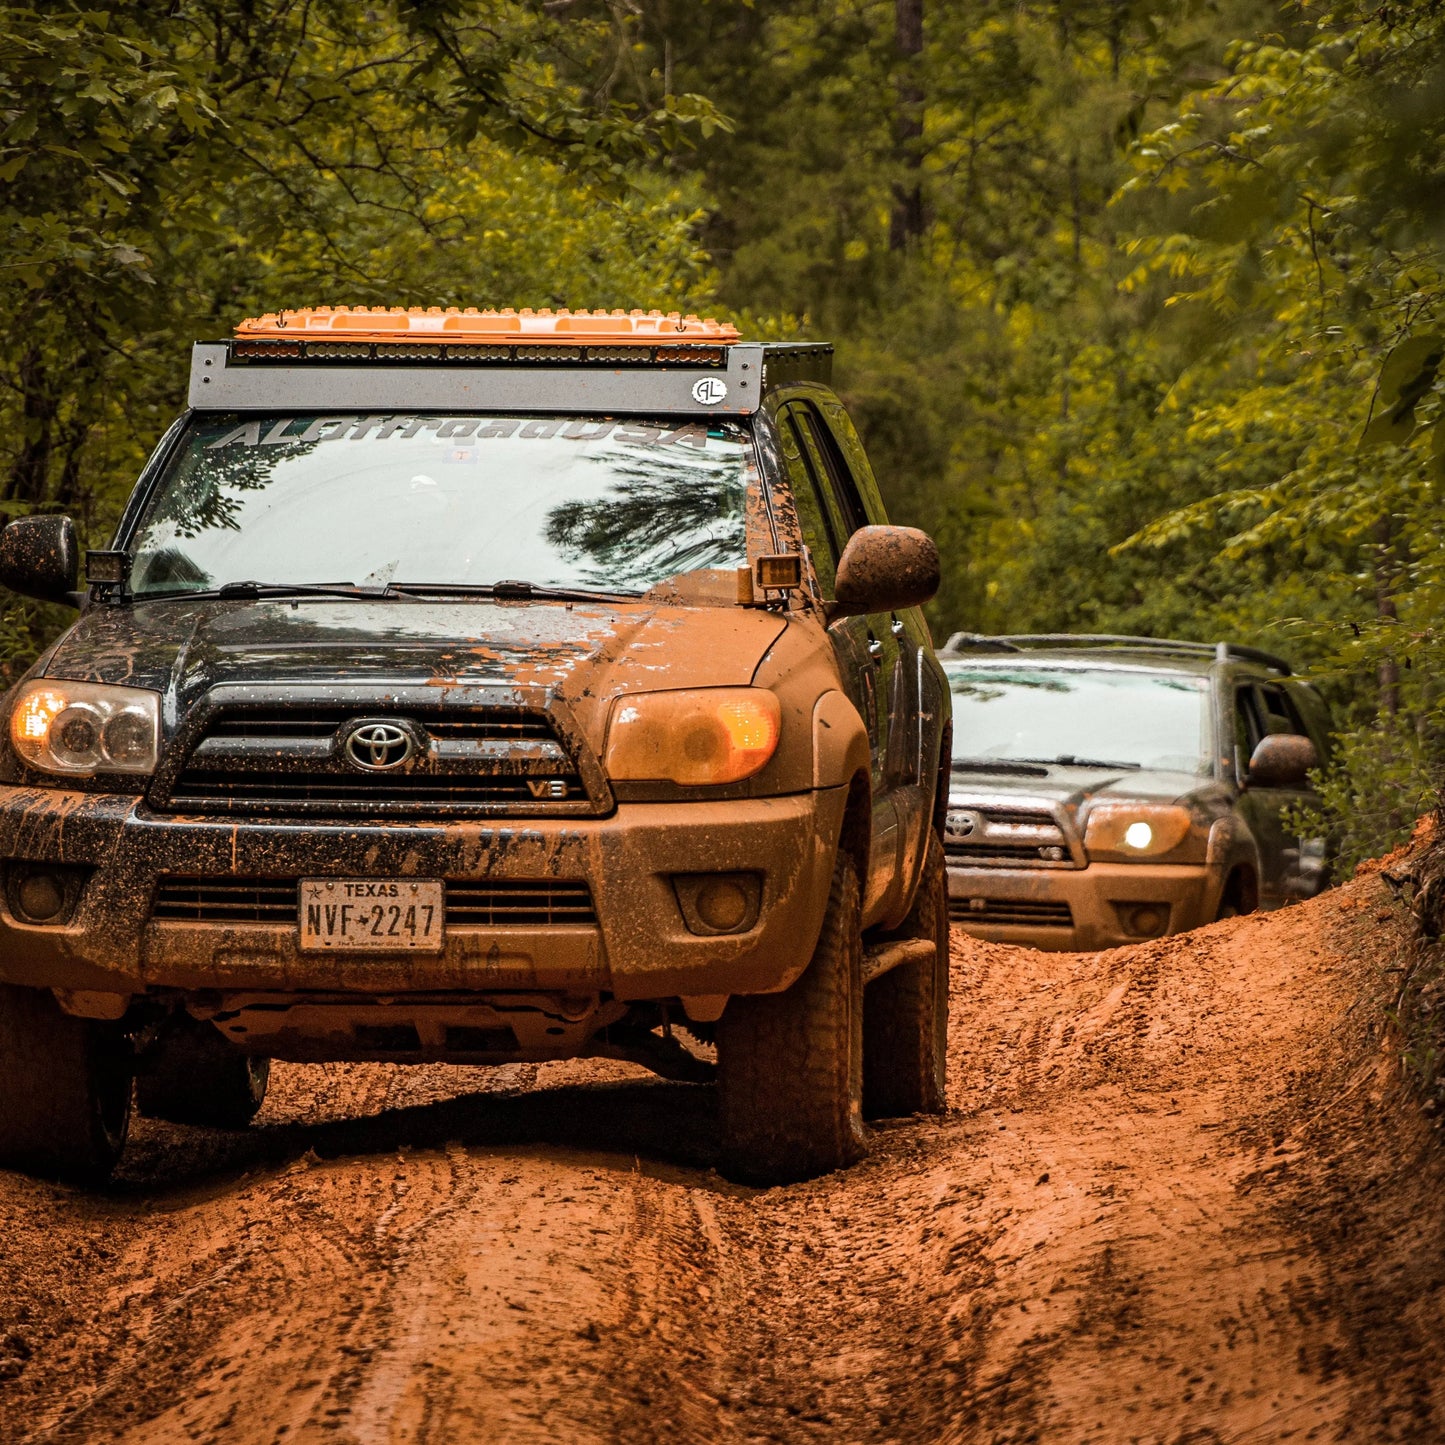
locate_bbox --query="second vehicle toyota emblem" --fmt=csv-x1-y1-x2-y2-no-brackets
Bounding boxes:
344,721,414,770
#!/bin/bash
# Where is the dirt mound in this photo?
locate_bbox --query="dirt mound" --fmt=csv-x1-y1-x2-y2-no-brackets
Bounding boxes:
2,871,1444,1442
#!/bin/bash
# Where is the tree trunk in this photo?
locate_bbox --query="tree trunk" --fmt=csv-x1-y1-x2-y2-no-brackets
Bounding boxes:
7,344,56,507
888,0,925,252
1375,515,1401,718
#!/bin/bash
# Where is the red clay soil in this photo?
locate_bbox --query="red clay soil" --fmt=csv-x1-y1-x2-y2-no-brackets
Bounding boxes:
2,867,1444,1443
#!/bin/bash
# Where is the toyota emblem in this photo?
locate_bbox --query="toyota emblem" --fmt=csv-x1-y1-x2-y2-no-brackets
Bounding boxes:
344,721,414,771
946,808,983,839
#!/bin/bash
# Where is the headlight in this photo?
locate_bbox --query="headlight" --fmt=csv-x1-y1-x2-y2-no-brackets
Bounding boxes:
605,688,781,785
1084,804,1193,858
10,681,161,777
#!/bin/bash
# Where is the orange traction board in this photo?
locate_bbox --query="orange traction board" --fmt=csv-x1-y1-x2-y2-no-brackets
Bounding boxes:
236,307,740,346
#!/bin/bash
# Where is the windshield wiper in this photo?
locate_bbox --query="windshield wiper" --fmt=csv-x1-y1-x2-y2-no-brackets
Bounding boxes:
130,581,394,603
952,758,1050,777
386,580,641,604
134,578,643,605
1020,754,1144,770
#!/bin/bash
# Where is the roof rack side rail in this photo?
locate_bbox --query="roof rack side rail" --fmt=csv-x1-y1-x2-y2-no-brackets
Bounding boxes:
940,632,1022,653
938,632,1292,675
1216,642,1292,676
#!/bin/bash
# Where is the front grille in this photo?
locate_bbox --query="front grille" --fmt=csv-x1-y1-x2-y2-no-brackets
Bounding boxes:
950,898,1074,928
161,704,593,814
166,769,588,810
151,876,598,927
153,877,297,923
201,706,555,742
446,879,596,925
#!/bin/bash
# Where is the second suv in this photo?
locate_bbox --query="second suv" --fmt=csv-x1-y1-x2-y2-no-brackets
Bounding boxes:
939,634,1332,951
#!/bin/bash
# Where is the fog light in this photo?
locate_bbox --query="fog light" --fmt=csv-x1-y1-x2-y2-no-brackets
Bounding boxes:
696,878,749,932
16,871,65,923
1122,904,1168,938
672,872,762,936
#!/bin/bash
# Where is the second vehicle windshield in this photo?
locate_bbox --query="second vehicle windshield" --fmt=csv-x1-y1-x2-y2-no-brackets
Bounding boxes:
125,413,754,598
946,663,1213,773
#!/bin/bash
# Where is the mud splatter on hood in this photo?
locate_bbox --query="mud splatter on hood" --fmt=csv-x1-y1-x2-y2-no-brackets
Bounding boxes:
41,597,789,737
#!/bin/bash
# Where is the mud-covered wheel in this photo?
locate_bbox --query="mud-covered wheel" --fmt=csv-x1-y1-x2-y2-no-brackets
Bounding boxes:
716,851,867,1186
863,832,949,1119
0,983,132,1183
136,1018,269,1129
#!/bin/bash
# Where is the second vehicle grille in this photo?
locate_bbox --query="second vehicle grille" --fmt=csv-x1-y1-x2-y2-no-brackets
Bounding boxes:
945,803,1078,868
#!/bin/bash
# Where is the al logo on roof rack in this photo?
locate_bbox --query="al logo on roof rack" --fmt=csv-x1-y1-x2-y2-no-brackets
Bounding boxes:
691,377,727,406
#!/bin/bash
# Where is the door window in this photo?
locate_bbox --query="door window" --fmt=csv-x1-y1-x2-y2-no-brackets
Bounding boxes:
1256,683,1305,736
791,403,869,540
776,408,841,596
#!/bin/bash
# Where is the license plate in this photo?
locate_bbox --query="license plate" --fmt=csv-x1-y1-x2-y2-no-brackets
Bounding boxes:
299,878,444,951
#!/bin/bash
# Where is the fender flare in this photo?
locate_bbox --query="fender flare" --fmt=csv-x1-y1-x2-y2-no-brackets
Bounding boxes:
811,689,870,791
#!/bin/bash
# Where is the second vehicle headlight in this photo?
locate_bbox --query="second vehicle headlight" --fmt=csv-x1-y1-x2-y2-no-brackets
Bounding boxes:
10,681,161,777
605,688,781,785
1083,804,1193,858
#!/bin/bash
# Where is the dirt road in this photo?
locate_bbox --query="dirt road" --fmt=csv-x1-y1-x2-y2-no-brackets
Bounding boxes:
4,865,1444,1443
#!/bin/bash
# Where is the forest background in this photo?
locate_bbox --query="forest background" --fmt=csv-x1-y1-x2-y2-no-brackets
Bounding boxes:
2,0,1444,865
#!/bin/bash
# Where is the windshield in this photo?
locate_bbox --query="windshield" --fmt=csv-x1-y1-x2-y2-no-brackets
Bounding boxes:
125,413,754,597
946,664,1213,773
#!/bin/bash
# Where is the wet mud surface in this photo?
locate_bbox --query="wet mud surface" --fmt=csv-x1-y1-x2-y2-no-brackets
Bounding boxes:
4,868,1444,1442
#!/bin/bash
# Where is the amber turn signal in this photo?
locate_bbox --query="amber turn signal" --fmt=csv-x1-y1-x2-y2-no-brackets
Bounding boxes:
606,688,782,785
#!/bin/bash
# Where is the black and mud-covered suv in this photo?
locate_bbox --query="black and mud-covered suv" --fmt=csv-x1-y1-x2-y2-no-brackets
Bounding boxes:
0,308,951,1186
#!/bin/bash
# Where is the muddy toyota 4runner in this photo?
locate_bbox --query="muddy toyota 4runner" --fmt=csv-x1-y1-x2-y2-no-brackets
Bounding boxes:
0,308,951,1186
939,634,1332,950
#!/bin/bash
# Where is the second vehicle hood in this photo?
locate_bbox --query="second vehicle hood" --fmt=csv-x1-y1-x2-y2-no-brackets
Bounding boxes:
948,763,1220,814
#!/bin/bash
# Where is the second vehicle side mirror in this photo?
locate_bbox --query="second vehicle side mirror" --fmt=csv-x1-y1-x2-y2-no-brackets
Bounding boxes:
1246,733,1319,790
0,515,79,606
829,525,940,621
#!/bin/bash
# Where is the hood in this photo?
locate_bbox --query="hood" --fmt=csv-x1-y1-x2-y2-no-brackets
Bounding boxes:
948,762,1218,815
42,597,788,747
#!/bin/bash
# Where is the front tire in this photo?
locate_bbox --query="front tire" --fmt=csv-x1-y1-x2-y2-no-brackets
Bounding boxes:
717,852,867,1185
863,833,950,1119
136,1017,269,1129
0,984,132,1183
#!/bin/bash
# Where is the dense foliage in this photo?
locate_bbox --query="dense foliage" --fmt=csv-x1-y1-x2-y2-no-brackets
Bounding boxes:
6,0,1445,862
621,0,1445,867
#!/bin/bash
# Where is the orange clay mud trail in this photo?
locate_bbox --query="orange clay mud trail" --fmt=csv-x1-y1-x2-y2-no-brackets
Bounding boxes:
4,866,1445,1444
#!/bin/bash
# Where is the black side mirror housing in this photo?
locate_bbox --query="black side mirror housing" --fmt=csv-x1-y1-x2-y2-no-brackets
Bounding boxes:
1246,733,1319,790
829,525,940,621
0,516,80,606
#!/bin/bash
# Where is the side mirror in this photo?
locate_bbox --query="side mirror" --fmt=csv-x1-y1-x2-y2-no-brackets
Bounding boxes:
830,525,940,620
1246,733,1318,790
0,516,80,606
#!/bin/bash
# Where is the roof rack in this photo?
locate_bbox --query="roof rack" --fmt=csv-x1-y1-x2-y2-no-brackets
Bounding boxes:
940,632,1292,676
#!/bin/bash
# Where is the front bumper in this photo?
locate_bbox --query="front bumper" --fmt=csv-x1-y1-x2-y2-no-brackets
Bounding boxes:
0,785,845,1001
946,858,1223,951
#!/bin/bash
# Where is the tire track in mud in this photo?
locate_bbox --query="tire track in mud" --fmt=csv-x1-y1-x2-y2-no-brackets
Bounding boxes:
3,878,1445,1442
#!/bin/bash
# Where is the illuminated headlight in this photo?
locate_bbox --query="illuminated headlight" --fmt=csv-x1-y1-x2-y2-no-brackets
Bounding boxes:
10,681,161,777
1084,804,1192,858
605,688,781,785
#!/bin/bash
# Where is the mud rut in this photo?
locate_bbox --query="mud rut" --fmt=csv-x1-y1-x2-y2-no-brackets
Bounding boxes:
4,867,1445,1444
